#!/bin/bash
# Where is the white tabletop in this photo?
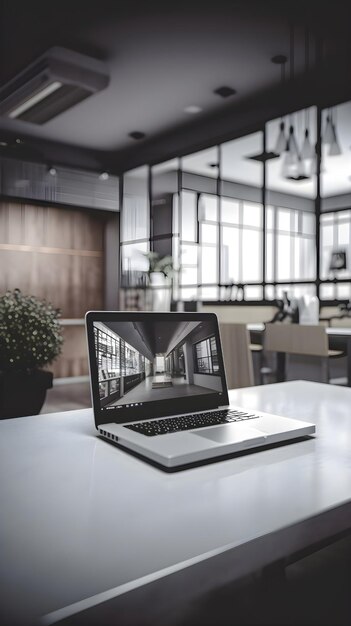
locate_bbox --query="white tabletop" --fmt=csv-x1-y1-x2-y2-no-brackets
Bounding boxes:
247,322,351,336
326,327,351,336
247,322,265,332
1,381,351,625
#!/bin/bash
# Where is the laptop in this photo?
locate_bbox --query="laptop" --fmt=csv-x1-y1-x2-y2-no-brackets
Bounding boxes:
86,311,315,469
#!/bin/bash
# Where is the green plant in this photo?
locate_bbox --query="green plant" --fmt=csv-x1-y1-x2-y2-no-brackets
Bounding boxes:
0,289,63,372
143,252,175,278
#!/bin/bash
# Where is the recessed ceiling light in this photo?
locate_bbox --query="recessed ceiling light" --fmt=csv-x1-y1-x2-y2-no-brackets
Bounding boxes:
48,166,57,176
99,171,109,181
0,141,8,147
184,105,202,114
128,131,146,140
213,86,236,98
15,138,23,144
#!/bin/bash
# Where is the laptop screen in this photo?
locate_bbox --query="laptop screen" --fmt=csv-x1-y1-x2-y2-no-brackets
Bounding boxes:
86,312,229,425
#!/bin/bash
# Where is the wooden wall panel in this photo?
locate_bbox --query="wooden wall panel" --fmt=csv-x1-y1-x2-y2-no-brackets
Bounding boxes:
0,200,108,377
50,325,89,379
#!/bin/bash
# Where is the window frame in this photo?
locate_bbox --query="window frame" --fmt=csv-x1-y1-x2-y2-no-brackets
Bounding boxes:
193,334,219,376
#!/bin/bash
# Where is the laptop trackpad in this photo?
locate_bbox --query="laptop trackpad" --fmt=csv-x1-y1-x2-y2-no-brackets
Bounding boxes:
196,424,266,445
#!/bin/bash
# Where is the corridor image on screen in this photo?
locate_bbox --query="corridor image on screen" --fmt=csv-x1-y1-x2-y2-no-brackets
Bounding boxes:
93,319,224,410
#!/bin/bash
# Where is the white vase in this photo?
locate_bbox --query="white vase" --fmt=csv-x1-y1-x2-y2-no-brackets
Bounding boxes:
149,272,171,311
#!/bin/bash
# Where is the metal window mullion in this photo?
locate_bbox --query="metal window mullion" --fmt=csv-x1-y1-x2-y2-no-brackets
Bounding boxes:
315,105,322,300
197,195,202,295
239,201,243,284
217,144,221,301
118,173,124,305
148,165,152,251
196,193,201,300
291,210,295,283
178,161,183,297
262,126,266,289
273,205,277,298
196,193,200,244
333,212,338,300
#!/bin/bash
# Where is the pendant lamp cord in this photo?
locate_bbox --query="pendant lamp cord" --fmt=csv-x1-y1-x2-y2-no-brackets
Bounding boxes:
305,26,310,128
289,21,294,82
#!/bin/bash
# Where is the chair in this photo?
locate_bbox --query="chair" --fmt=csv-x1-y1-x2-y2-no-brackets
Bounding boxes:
264,323,343,384
219,323,254,389
250,345,264,383
328,318,349,383
330,316,351,328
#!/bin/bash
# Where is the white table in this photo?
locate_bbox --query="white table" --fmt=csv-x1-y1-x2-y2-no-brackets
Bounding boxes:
247,324,351,385
1,381,351,626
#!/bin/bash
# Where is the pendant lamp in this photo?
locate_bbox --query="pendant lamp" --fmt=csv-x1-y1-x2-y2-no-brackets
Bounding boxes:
324,111,334,144
301,128,314,160
274,120,287,155
328,122,342,156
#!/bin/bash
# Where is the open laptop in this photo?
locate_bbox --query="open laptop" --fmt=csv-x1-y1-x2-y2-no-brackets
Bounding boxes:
86,311,315,469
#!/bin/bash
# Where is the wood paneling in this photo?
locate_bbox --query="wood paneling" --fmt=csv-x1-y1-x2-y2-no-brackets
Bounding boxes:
0,200,105,317
0,200,108,377
50,325,88,379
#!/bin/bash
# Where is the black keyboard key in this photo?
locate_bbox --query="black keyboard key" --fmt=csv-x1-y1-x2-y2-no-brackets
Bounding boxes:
124,409,260,437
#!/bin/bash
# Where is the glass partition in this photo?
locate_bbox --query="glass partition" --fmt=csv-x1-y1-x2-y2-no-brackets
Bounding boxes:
120,99,351,307
220,132,264,300
265,107,317,300
120,166,149,309
320,101,351,302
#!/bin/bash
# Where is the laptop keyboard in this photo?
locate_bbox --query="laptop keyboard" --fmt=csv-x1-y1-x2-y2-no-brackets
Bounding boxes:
124,409,260,437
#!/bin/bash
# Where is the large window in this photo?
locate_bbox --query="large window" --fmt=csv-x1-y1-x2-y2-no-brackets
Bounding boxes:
177,192,264,301
178,190,199,301
94,325,120,381
120,100,351,305
266,206,316,299
319,100,351,302
125,343,144,376
94,325,121,400
120,166,149,293
194,336,219,374
320,210,351,300
221,197,262,285
94,325,146,380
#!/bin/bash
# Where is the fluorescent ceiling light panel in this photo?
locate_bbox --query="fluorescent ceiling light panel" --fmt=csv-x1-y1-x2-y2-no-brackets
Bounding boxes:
8,81,62,119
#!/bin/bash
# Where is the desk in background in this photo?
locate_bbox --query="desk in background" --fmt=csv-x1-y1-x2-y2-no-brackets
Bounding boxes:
247,324,351,386
0,382,351,625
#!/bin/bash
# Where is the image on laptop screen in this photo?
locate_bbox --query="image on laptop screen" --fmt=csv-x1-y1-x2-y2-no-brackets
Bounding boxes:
93,318,225,412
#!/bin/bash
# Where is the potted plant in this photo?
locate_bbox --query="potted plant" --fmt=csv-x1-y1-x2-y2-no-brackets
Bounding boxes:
143,252,175,310
144,252,174,279
0,289,63,418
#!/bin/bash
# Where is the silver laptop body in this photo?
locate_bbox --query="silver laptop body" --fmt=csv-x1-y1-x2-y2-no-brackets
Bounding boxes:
86,312,315,469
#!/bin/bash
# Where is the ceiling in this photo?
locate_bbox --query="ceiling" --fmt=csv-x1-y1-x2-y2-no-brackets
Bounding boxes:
1,1,351,172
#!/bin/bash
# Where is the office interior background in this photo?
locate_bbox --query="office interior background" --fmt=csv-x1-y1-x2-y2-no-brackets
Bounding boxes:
2,3,351,626
1,0,351,401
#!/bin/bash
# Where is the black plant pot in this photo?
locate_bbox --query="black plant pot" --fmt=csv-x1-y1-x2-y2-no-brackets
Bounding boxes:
0,369,53,419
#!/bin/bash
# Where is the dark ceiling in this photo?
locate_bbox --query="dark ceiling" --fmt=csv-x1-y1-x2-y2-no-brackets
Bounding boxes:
1,0,351,173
